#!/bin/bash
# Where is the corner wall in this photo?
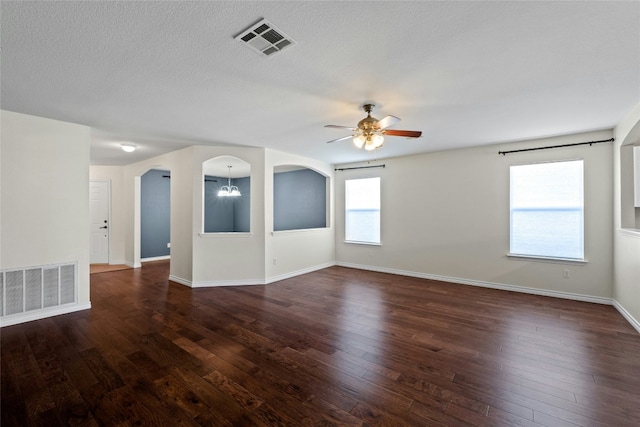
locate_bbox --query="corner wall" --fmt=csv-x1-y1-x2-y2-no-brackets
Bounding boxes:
116,146,335,287
335,130,614,303
122,147,193,279
1,110,91,324
265,150,336,282
613,103,640,332
190,146,266,285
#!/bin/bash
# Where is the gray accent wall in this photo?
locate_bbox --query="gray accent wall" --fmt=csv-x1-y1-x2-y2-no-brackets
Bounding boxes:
141,169,170,258
204,175,250,232
233,177,250,232
274,168,327,231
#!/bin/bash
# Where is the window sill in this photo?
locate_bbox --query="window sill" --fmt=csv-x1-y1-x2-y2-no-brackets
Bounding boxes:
198,232,253,238
271,228,330,236
344,240,381,246
507,253,587,264
618,228,640,238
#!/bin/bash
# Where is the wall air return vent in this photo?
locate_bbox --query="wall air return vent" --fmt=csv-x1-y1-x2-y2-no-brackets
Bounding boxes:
1,262,77,321
235,19,295,57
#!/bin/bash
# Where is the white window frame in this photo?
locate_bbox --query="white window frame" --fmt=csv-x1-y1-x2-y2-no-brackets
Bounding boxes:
509,159,585,262
345,177,381,245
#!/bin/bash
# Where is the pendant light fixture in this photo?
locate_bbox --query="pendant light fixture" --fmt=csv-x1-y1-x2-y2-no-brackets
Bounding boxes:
218,165,241,197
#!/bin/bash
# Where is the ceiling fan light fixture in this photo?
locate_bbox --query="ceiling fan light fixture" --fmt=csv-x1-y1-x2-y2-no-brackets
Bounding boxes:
325,103,422,150
372,134,384,148
364,139,376,151
355,133,384,151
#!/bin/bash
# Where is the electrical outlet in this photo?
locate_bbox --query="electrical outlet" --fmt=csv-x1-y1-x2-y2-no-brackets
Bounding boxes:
167,242,171,248
563,269,570,279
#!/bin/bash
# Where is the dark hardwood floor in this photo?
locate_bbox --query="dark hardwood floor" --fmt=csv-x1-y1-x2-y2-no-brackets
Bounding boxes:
2,260,640,426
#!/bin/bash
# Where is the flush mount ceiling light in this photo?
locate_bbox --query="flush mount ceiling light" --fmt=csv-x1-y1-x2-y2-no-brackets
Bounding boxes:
235,18,295,57
120,143,137,153
325,104,422,151
218,165,241,197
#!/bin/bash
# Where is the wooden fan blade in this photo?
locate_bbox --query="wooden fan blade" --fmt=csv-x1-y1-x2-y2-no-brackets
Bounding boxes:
384,129,422,138
326,135,354,144
325,125,357,131
376,115,401,130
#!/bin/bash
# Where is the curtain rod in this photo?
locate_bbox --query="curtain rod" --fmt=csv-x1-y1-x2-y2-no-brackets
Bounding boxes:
335,164,385,171
498,138,614,155
165,175,218,182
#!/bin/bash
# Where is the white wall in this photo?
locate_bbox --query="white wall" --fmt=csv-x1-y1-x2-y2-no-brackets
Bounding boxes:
1,110,91,309
613,103,640,332
89,165,126,264
335,130,614,302
115,145,335,286
191,146,266,285
265,149,335,282
5,109,632,329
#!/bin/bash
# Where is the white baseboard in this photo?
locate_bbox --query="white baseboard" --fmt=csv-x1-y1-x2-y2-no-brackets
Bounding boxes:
168,275,192,287
0,303,92,328
612,299,640,334
168,262,336,288
191,278,265,287
109,260,127,266
126,256,169,268
169,274,263,288
336,262,613,305
141,255,170,263
265,262,336,284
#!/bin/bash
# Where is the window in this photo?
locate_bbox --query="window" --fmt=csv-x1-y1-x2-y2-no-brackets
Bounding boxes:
510,160,584,260
345,177,380,244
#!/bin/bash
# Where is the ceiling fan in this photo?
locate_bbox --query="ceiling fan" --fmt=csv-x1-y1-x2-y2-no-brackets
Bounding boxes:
325,104,422,151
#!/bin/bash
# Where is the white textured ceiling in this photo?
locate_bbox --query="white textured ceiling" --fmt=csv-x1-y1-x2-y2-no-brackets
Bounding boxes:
2,1,639,166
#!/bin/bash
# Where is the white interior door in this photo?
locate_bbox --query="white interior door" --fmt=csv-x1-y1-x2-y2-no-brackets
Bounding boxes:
90,180,110,264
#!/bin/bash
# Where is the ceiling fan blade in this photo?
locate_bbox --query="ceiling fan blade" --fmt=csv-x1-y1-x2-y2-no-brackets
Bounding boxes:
384,129,422,138
376,115,401,130
325,125,358,131
326,135,354,144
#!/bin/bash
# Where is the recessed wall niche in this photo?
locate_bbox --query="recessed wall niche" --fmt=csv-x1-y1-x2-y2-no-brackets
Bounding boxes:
203,156,250,233
273,165,328,231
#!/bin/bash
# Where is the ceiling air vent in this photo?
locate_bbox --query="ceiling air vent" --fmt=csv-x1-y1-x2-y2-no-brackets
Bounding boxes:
235,19,295,57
